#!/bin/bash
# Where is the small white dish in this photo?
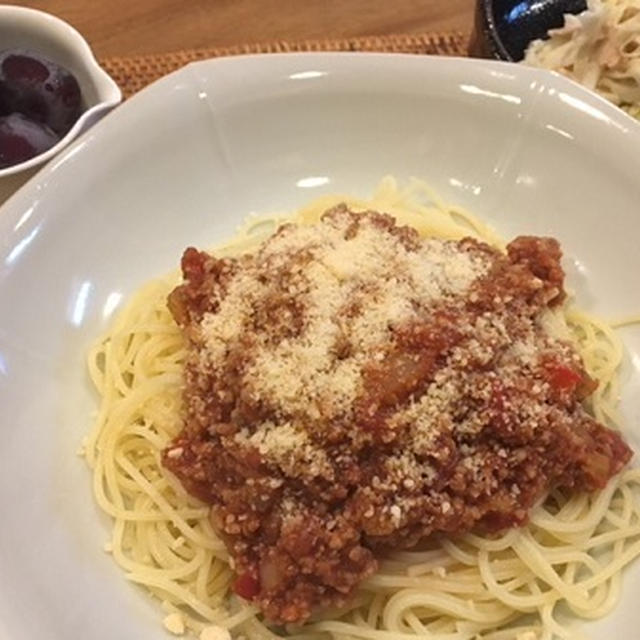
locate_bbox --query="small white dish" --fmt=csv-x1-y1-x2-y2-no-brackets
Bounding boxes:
0,53,639,639
0,5,121,200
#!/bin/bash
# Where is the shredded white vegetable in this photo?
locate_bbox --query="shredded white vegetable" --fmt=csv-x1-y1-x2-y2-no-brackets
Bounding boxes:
524,0,640,118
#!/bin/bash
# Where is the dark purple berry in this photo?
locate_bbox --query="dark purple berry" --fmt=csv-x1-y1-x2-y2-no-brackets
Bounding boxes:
0,49,83,136
3,54,49,83
0,112,59,168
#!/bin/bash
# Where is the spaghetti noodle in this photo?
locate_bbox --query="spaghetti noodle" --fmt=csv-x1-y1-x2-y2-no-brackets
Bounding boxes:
84,177,640,640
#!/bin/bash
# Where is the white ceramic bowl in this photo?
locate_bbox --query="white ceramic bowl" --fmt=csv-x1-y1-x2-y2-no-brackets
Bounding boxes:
0,6,121,199
0,53,639,639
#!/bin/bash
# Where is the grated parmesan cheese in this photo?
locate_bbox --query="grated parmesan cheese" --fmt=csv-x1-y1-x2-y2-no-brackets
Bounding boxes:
163,612,185,635
199,626,231,640
197,207,490,472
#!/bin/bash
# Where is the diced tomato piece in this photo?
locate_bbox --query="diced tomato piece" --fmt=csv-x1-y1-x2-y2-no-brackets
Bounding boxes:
545,362,582,391
233,571,260,600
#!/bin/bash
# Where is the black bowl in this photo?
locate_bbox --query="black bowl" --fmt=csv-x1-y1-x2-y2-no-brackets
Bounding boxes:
470,0,587,61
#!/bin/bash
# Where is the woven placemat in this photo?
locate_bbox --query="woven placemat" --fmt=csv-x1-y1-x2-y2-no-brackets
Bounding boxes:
101,32,468,98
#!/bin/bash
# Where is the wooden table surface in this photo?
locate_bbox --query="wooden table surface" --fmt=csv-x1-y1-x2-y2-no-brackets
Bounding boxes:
5,0,475,59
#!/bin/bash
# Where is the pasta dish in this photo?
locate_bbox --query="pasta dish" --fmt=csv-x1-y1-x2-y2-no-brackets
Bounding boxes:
84,178,640,640
523,0,640,118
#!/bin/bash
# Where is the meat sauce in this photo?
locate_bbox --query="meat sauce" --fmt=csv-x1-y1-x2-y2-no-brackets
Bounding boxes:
162,207,631,623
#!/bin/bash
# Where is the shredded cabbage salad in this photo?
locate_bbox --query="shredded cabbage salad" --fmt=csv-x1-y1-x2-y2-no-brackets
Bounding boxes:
524,0,640,118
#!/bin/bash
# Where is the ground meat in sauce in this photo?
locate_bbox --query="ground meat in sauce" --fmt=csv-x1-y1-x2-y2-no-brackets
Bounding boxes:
162,206,632,624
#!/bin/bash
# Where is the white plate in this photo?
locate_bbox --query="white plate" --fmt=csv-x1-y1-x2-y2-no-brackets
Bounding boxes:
0,53,639,640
